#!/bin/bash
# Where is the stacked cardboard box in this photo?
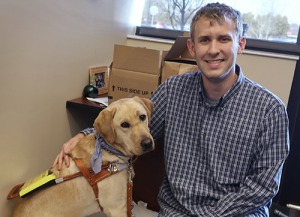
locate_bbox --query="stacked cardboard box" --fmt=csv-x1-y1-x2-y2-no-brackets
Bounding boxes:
108,36,199,104
108,44,161,104
161,36,199,83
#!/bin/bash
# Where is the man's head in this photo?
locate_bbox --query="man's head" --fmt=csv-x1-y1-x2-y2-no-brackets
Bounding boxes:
187,2,246,92
190,2,244,42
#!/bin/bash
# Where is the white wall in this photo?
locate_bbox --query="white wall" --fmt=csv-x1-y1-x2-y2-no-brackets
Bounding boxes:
0,1,139,216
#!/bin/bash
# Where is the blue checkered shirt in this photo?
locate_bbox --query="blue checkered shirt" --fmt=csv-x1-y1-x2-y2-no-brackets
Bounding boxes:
149,66,289,217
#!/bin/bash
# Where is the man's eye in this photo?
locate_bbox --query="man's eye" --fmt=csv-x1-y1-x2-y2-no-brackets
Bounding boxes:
121,122,130,128
220,37,230,43
140,114,146,121
200,39,209,44
198,37,210,44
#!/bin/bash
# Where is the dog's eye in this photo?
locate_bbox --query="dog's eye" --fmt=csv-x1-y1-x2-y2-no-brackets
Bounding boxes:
140,114,146,121
121,122,130,128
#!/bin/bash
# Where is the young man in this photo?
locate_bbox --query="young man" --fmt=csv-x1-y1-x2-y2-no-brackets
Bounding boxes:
54,3,289,216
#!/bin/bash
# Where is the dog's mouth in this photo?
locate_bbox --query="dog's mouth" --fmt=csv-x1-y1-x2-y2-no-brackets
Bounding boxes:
120,137,154,156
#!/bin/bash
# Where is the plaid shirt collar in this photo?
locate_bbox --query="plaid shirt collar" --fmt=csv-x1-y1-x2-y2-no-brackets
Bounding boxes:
198,64,244,108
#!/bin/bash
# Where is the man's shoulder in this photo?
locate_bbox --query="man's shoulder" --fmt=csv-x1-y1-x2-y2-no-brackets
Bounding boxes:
243,77,286,108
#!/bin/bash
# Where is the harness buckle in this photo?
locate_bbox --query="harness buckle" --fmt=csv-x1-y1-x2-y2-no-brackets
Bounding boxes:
108,161,119,173
128,164,134,183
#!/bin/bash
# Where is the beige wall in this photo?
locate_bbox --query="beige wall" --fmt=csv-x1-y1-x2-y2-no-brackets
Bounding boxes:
237,51,296,105
0,1,139,216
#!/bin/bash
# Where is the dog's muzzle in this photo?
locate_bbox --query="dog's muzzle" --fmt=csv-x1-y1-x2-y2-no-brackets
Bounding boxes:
141,138,153,152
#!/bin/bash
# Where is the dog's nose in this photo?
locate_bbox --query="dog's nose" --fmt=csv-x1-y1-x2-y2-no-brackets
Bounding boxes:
141,138,153,152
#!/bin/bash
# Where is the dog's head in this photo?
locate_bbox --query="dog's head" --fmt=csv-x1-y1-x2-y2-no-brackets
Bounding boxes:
93,96,154,156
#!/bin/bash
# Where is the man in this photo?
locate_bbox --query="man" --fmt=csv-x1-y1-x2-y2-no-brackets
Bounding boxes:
54,3,289,216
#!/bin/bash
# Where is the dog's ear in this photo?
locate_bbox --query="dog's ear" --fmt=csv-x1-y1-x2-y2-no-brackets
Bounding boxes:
93,107,117,144
134,97,154,124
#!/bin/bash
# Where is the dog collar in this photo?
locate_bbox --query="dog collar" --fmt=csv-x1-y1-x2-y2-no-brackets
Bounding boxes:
91,133,127,173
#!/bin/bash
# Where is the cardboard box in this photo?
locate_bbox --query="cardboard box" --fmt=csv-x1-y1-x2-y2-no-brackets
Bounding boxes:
108,69,159,102
108,44,161,104
161,36,199,83
112,44,161,75
161,61,199,83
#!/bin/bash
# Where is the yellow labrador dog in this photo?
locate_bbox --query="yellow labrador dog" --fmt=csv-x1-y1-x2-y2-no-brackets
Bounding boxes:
9,96,154,217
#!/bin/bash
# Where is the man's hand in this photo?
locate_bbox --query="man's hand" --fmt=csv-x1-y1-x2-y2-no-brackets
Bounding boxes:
52,133,85,170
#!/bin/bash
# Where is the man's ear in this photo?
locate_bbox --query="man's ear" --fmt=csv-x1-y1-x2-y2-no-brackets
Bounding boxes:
93,107,116,144
238,36,246,54
187,38,196,58
134,97,153,124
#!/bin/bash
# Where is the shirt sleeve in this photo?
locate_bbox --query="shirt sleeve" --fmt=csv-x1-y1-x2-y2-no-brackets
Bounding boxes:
80,127,96,136
210,104,290,216
150,81,168,140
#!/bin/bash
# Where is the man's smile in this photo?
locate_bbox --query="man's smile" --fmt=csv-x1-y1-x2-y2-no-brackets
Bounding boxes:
205,59,224,63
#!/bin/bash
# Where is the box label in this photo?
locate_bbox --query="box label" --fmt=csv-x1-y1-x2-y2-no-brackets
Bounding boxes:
108,69,159,104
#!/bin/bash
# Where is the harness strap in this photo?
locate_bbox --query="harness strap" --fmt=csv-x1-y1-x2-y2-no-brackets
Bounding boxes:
73,157,104,210
6,172,83,200
7,183,24,200
7,158,134,217
62,171,82,181
127,182,133,217
72,157,133,217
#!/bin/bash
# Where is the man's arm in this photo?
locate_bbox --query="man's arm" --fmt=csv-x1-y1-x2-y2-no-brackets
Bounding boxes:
209,105,290,216
52,128,96,170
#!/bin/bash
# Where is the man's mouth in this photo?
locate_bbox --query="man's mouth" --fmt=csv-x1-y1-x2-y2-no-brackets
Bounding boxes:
206,59,224,63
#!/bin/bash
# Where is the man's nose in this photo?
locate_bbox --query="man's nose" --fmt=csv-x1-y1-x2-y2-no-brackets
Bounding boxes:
208,40,220,55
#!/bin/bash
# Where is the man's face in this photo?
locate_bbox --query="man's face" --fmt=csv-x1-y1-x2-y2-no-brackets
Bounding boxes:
188,16,245,84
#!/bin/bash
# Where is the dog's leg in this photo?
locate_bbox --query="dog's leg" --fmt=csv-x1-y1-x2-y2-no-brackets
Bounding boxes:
97,171,129,217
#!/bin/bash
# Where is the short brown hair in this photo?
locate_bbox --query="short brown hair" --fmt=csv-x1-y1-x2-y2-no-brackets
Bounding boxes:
190,3,243,41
